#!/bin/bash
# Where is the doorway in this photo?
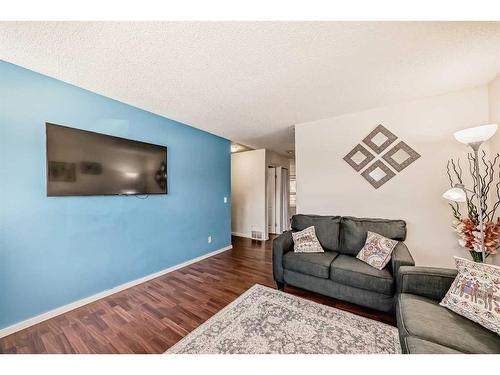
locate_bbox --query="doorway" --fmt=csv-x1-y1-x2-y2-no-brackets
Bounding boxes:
267,166,290,235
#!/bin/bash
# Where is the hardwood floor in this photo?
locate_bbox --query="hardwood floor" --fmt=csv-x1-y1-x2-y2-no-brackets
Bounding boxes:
0,236,394,354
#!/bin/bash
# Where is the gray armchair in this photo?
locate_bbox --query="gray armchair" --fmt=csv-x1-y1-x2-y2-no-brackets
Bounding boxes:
396,266,500,354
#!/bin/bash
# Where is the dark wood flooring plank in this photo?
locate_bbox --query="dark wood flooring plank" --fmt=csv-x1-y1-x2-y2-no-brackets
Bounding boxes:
0,236,394,353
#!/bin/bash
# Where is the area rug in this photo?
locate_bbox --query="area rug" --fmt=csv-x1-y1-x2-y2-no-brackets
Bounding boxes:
166,284,401,354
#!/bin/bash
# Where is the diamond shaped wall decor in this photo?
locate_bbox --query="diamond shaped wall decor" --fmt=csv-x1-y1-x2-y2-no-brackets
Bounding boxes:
362,124,397,154
360,160,396,189
343,124,421,189
343,144,375,172
382,141,421,172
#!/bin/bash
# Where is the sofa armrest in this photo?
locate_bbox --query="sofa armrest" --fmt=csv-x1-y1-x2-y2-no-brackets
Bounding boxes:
398,266,458,301
391,242,415,288
272,230,294,283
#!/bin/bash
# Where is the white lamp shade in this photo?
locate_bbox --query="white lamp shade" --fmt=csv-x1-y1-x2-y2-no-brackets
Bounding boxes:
453,124,498,145
442,187,467,203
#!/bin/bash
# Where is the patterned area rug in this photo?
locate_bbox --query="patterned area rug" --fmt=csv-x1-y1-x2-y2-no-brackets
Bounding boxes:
166,284,401,354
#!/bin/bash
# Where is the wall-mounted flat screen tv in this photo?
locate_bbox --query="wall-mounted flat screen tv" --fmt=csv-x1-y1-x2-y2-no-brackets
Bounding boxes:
46,123,167,196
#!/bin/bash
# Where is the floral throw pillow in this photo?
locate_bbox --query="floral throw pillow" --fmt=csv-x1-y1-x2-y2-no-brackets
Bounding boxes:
440,257,500,334
292,226,324,253
356,231,398,270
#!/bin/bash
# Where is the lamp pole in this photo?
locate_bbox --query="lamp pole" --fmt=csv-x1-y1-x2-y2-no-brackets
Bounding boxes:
469,142,486,263
445,124,498,262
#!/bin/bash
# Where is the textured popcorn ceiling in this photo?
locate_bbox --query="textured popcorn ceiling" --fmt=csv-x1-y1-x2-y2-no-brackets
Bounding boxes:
1,21,500,155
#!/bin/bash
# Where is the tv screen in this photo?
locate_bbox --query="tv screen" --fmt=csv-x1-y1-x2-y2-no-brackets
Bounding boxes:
46,123,167,196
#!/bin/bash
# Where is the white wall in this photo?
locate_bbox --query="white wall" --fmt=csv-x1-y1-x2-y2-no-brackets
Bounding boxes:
231,148,291,240
266,150,290,168
488,75,500,245
296,86,496,267
489,74,500,152
231,149,267,239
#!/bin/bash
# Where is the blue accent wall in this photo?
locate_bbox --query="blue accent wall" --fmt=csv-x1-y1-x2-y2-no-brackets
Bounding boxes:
0,61,231,329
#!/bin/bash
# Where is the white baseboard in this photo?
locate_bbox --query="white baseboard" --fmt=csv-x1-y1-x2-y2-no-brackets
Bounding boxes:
0,244,233,339
231,232,268,241
231,231,252,239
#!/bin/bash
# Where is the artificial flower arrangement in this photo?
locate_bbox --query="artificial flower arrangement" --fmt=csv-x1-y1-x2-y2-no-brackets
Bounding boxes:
446,151,500,262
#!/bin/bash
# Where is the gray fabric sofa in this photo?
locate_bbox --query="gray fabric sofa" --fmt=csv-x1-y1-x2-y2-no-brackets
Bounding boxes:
396,266,500,354
273,214,415,313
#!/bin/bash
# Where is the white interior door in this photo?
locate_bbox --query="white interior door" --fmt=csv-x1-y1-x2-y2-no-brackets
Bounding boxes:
281,168,290,231
267,166,290,234
267,167,277,234
275,167,283,233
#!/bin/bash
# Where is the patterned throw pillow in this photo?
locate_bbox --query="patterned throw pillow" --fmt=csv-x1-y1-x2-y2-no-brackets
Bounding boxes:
292,226,324,253
356,231,398,270
440,257,500,334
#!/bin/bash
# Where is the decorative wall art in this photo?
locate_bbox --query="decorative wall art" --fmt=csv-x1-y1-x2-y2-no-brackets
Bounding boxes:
360,160,396,189
343,144,375,172
382,141,421,172
362,124,398,154
344,124,421,189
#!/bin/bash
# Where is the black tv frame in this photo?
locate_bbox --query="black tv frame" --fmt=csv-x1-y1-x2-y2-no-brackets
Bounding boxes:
45,122,168,197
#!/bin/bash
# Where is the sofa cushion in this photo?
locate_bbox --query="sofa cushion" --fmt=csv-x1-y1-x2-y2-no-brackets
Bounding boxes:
329,255,394,295
440,257,500,334
283,251,339,279
284,269,395,313
292,226,324,253
356,231,398,270
340,216,406,256
397,293,500,354
403,337,462,354
291,215,341,252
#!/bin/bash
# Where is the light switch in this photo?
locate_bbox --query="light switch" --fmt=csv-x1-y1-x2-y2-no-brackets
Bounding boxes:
224,197,228,203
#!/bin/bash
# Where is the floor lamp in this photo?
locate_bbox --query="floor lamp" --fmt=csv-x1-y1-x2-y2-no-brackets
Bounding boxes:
442,124,498,262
